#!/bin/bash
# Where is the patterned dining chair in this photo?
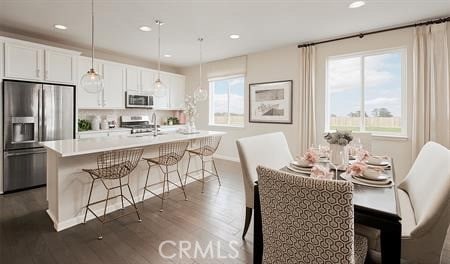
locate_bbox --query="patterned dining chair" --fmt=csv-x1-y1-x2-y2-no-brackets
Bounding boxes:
236,132,293,239
256,165,368,264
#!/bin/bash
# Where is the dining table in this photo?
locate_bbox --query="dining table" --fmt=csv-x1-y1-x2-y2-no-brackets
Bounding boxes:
253,159,402,264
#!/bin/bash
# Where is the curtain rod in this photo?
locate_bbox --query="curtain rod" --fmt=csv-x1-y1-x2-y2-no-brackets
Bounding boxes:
297,16,450,48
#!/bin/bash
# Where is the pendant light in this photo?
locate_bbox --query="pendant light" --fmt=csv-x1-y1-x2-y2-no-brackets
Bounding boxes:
194,38,208,101
153,19,167,97
80,0,103,94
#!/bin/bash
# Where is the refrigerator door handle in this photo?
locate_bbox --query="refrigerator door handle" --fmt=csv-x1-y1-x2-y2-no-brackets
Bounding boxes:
38,86,43,142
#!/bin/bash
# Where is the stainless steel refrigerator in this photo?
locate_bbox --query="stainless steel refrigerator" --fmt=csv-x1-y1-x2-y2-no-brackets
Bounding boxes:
3,80,74,192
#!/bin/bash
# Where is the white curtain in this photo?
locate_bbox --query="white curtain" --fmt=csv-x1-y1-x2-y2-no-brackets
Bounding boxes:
299,46,316,154
412,23,450,158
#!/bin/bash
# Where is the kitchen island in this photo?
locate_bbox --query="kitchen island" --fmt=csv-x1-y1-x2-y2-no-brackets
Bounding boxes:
40,130,226,231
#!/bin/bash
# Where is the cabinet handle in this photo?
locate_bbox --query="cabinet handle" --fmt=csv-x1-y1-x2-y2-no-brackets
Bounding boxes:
45,70,48,80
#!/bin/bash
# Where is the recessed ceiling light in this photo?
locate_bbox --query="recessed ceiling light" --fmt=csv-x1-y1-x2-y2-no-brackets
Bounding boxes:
139,25,152,32
54,24,67,30
163,54,172,58
229,34,240,39
349,1,365,8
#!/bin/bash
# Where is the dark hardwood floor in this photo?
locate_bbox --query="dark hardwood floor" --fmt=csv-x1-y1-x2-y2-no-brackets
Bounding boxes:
0,160,254,264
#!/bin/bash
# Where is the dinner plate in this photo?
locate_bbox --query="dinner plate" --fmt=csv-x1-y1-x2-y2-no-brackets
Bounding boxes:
290,161,313,168
286,165,311,175
340,172,394,188
366,160,390,166
354,174,390,183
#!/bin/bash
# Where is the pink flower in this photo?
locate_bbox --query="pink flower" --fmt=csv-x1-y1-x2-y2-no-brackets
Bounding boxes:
311,165,333,180
347,162,368,176
303,149,318,164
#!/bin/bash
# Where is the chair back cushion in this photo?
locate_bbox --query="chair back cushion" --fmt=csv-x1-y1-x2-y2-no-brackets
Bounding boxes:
257,165,355,264
236,132,293,208
399,141,450,237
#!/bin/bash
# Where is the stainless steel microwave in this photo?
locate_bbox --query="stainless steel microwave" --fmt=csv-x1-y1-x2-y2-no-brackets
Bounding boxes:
125,92,154,108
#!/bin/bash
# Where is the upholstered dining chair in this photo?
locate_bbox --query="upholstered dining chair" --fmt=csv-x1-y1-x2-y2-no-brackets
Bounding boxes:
236,132,293,239
256,166,368,264
396,141,450,264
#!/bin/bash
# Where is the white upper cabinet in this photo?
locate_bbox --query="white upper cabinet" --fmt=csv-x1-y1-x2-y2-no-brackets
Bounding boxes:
4,42,43,81
44,50,76,84
154,72,171,109
170,75,186,109
140,69,155,93
3,39,79,83
102,62,125,109
77,56,103,109
125,67,140,92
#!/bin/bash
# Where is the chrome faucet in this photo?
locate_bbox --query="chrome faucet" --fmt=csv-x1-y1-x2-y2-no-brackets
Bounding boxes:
151,112,158,136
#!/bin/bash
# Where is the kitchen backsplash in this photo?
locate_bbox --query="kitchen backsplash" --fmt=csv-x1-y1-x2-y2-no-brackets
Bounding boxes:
78,109,184,127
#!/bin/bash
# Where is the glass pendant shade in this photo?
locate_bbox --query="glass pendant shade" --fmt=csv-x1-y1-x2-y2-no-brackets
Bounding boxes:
81,68,103,94
194,86,208,101
153,78,167,97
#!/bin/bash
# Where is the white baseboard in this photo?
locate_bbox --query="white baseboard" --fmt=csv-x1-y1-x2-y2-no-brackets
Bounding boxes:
49,177,199,232
213,154,240,163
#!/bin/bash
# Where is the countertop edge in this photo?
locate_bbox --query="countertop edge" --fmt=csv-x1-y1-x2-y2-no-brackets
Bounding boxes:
40,131,226,158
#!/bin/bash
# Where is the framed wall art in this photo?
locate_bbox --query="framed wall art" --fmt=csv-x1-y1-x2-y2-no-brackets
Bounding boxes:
249,80,293,124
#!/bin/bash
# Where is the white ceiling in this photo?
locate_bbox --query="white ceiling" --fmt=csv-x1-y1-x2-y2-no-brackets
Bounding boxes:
1,0,449,67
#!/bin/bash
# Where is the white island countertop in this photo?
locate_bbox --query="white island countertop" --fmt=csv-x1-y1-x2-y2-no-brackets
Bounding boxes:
40,130,225,157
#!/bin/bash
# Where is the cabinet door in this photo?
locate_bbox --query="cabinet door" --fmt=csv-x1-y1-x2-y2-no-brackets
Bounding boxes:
170,75,186,109
108,131,131,137
103,62,125,108
78,132,108,139
140,69,155,93
77,57,103,108
44,50,76,84
154,72,171,109
4,42,43,80
125,67,140,92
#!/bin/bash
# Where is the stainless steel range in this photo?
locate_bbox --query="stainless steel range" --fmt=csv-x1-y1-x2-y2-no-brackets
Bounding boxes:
120,115,159,134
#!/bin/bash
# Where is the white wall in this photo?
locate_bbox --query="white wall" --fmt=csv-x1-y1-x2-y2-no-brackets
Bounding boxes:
182,24,450,181
181,46,300,161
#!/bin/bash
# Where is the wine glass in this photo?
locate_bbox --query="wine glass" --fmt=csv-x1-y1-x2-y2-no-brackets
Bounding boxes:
329,150,346,180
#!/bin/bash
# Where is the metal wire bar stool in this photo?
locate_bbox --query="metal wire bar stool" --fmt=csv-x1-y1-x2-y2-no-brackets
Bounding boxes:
142,141,189,212
82,148,144,240
184,136,222,193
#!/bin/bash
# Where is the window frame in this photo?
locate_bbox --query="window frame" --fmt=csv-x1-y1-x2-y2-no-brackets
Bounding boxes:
208,74,245,128
325,47,407,137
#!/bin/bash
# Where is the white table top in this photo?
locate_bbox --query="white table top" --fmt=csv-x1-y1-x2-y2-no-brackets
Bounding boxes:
40,130,226,157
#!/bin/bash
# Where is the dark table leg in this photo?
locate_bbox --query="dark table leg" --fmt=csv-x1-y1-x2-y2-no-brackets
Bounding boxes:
380,220,402,264
253,184,263,264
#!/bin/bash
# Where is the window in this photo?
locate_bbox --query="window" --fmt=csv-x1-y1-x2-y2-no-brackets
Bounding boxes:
326,49,406,136
209,75,245,127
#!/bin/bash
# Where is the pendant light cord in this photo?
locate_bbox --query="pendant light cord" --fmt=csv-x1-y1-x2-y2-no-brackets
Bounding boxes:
157,20,161,79
91,0,95,70
199,38,203,85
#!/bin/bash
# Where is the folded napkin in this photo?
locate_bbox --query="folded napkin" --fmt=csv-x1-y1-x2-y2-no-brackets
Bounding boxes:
310,165,333,180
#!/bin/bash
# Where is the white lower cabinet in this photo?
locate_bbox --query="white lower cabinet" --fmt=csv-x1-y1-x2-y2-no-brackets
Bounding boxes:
77,129,131,139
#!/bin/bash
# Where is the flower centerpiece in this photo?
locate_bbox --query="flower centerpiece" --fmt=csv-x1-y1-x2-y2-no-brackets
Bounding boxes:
324,131,353,166
184,95,198,132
